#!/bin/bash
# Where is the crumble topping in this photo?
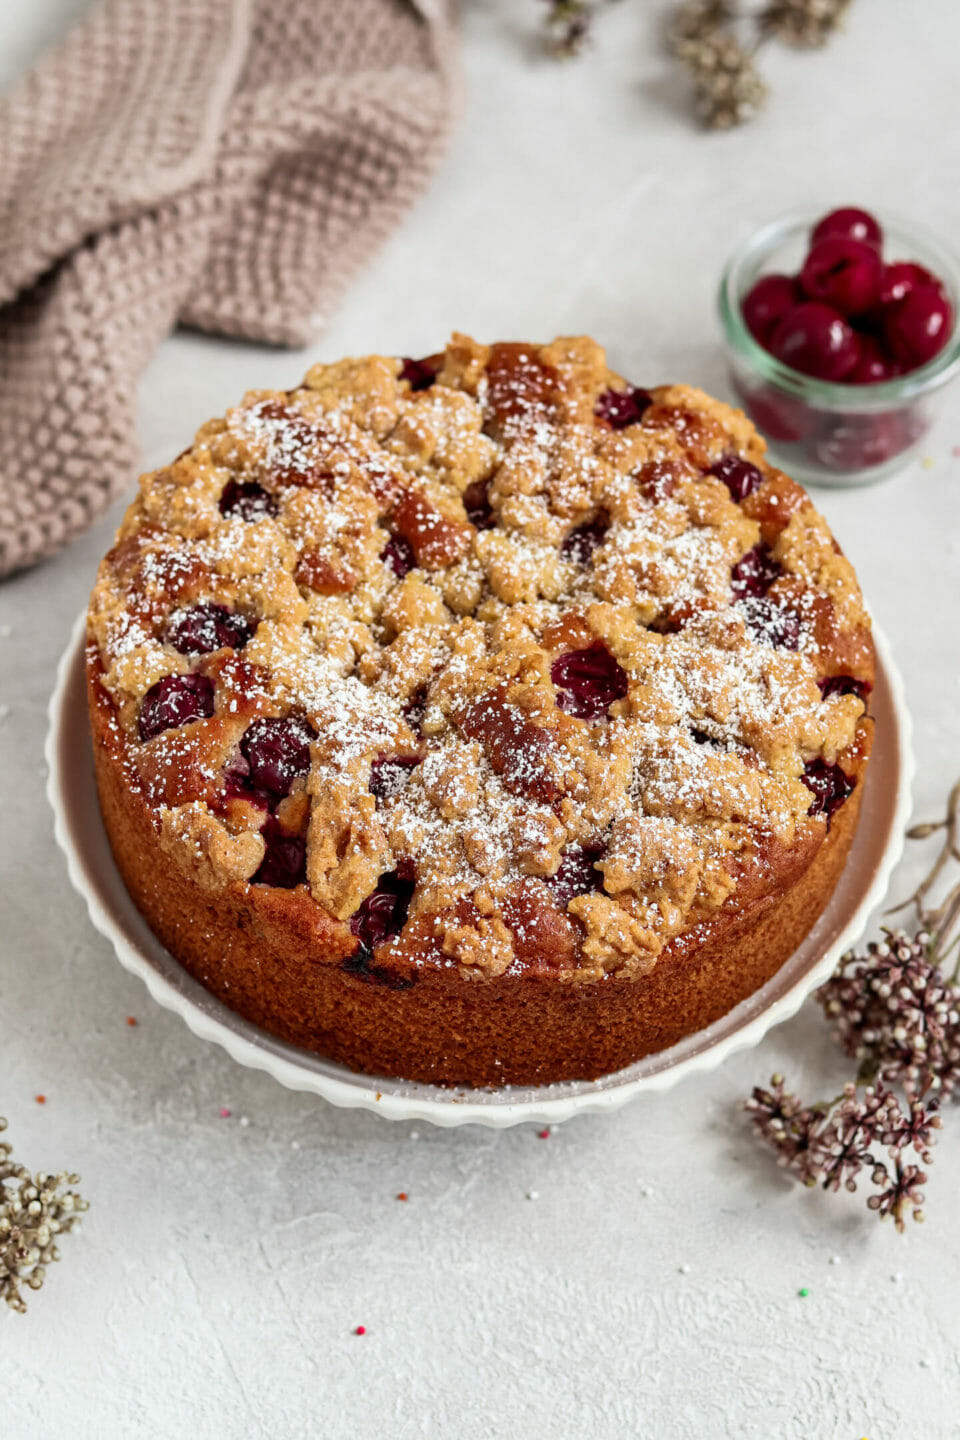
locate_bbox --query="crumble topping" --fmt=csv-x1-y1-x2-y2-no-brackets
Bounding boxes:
88,334,873,982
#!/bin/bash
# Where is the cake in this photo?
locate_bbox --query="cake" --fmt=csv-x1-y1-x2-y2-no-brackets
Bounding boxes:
86,334,874,1087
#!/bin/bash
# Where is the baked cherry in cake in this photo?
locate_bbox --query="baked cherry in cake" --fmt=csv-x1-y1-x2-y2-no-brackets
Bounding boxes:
87,333,874,1086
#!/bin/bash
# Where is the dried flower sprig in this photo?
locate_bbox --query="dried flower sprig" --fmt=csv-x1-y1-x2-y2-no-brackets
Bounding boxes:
538,0,857,130
747,780,960,1231
668,0,854,128
0,1118,88,1314
539,0,615,58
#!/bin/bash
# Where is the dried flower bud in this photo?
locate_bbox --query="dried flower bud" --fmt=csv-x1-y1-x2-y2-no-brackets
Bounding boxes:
759,0,853,47
0,1118,88,1313
674,31,768,129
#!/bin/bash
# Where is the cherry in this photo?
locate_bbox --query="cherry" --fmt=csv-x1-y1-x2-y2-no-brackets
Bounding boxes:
348,870,415,956
551,643,629,721
709,454,764,501
884,284,953,367
240,716,315,798
400,356,440,391
369,754,420,805
561,511,609,563
818,675,871,703
381,532,416,579
541,843,606,905
812,410,917,472
801,758,854,821
810,207,883,251
139,673,215,741
403,686,429,736
218,480,278,521
769,303,860,381
595,386,652,429
847,335,899,385
877,261,936,309
731,543,780,599
166,603,254,655
800,237,882,318
742,274,801,345
463,480,495,530
252,816,306,888
742,597,801,650
739,385,810,444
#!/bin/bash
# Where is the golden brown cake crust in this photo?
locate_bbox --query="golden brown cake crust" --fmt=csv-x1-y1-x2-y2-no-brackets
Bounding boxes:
85,335,876,1085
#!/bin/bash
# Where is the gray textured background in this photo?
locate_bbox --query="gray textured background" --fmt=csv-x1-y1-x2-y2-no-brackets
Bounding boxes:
3,2,960,1435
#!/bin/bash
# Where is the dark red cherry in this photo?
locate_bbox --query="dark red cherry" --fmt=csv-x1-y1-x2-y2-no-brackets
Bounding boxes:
561,511,610,563
818,675,871,702
709,454,764,501
240,716,315,798
403,685,429,736
742,274,801,345
348,870,415,956
801,758,854,821
731,543,780,599
139,673,215,741
400,356,440,391
742,597,801,650
382,532,416,579
812,409,918,472
884,284,953,368
369,753,421,805
595,386,652,429
847,335,899,385
800,237,882,318
542,843,606,905
252,815,306,888
166,603,254,656
739,384,810,444
218,480,278,521
810,207,883,251
877,261,936,309
551,643,629,721
769,303,860,381
463,479,495,530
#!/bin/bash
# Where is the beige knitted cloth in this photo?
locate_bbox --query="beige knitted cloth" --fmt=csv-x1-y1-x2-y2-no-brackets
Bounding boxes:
0,0,458,577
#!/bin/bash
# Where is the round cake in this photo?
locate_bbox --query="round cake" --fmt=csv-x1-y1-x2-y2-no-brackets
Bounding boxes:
86,334,874,1087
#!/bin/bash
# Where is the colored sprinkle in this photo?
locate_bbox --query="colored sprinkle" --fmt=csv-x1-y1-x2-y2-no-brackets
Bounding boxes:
537,1128,551,1139
355,1325,366,1336
953,445,960,457
34,1094,46,1105
220,1107,231,1119
126,1016,138,1027
396,1192,408,1202
921,456,935,469
798,1287,809,1297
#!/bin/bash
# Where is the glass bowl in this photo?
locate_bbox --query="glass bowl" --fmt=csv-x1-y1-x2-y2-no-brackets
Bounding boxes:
718,210,960,487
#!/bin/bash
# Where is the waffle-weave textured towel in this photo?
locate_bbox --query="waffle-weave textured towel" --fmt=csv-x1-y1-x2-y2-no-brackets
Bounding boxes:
0,0,458,576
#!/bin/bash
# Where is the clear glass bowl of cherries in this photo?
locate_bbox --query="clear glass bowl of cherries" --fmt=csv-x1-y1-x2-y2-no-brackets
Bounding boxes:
719,206,960,486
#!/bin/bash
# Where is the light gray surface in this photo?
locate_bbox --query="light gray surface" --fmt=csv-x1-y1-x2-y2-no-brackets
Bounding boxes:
2,2,960,1436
